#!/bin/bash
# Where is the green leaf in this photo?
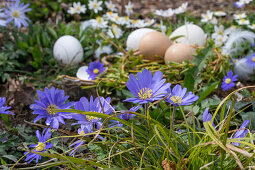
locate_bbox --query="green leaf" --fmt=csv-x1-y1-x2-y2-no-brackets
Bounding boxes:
240,112,255,130
198,81,219,103
184,73,195,91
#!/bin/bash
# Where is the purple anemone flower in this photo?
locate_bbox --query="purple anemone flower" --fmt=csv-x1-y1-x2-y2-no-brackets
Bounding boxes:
165,84,198,106
109,105,142,127
0,9,7,26
202,107,215,128
234,1,245,8
86,61,105,80
4,0,31,28
0,97,14,115
246,53,255,69
124,69,171,104
232,120,249,146
30,87,74,129
25,128,53,163
69,124,92,156
221,70,238,91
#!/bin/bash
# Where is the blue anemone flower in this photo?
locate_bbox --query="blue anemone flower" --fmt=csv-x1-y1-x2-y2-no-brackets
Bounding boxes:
69,124,92,156
232,120,249,146
86,61,105,80
25,128,53,163
0,9,7,26
30,87,74,129
165,84,198,106
109,105,142,127
246,53,255,69
0,97,14,115
4,0,31,28
221,70,238,91
124,69,171,104
202,107,215,128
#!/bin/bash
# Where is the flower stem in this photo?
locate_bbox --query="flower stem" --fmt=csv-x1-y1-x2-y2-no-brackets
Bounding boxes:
171,106,176,132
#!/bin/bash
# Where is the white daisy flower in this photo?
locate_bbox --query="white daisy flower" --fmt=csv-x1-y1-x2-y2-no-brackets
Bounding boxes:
210,17,218,24
201,10,213,23
175,2,188,14
107,24,123,38
73,2,86,14
248,24,255,30
233,13,246,20
212,25,225,39
91,16,108,28
153,23,167,33
243,0,253,4
110,15,121,24
154,9,165,17
76,66,91,80
164,8,174,17
67,7,76,15
104,11,118,20
81,20,93,30
145,19,155,26
125,1,133,16
105,1,117,12
214,35,228,46
95,45,113,58
214,11,226,17
237,18,250,25
118,16,130,25
88,0,103,13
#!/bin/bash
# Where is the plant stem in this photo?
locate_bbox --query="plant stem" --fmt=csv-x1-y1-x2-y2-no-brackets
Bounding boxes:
171,106,176,132
179,106,192,148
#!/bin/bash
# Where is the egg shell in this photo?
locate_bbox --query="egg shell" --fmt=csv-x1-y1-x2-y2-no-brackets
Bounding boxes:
53,35,83,65
126,28,156,50
139,31,172,61
169,24,207,47
164,43,196,64
234,58,254,81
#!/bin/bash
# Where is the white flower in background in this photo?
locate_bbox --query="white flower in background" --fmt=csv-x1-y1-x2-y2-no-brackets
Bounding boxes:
237,19,250,25
81,20,93,30
164,8,174,17
211,17,218,24
214,35,228,46
201,10,213,23
145,19,155,26
67,7,76,15
118,16,130,25
73,2,86,14
95,45,113,58
154,23,167,33
110,15,121,24
104,11,118,20
214,11,226,17
88,0,103,13
212,25,225,39
125,1,133,16
76,66,91,80
91,16,108,28
105,1,117,12
154,9,165,16
107,24,123,38
233,13,246,20
248,24,255,30
135,19,147,28
175,2,188,14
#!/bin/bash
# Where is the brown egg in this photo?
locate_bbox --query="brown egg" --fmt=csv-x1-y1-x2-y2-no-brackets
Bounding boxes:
164,43,196,64
139,31,172,61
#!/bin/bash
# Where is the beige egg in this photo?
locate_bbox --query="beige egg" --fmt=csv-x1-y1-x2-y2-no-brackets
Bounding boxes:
139,31,172,61
164,43,196,64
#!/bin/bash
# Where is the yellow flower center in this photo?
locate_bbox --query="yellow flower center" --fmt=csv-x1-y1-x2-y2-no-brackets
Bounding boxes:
252,57,255,62
77,6,81,11
124,16,129,21
108,11,113,15
114,16,119,21
96,16,102,23
93,3,98,8
225,78,232,84
80,130,85,135
86,115,99,122
46,105,57,115
170,96,182,104
12,11,20,18
35,142,46,152
93,68,100,74
138,88,152,100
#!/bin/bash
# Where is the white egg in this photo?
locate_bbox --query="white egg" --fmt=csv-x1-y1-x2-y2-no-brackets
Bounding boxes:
126,28,156,50
234,58,254,81
169,24,207,47
76,66,91,80
53,35,83,65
